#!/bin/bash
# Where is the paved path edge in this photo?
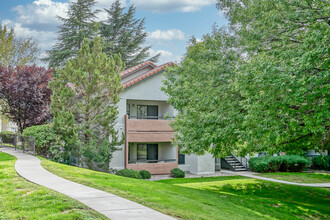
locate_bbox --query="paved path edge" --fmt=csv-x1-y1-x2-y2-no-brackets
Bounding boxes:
221,170,330,188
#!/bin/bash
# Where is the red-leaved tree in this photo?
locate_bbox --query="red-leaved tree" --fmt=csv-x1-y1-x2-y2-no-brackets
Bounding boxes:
0,65,52,133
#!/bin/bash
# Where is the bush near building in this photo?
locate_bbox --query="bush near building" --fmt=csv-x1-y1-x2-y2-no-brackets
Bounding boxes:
312,155,330,171
249,155,311,173
170,168,185,178
116,169,142,179
139,170,151,179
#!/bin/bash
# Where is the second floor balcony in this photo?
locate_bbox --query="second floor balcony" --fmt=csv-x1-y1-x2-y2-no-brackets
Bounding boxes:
124,115,174,142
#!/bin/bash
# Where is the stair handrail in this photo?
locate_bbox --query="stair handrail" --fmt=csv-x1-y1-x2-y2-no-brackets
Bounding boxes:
231,153,249,169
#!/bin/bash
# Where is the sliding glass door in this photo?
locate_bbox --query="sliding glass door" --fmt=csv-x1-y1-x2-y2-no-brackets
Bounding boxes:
137,105,158,119
137,144,158,162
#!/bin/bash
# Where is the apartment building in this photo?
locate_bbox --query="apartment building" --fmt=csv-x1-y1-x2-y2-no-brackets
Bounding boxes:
110,61,217,174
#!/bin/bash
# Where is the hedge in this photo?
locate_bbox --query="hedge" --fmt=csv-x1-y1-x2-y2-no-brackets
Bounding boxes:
249,155,311,173
115,169,142,179
312,155,330,171
23,124,60,157
0,131,16,144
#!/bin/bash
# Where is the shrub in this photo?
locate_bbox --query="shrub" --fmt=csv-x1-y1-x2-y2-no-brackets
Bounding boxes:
0,131,16,144
116,169,142,179
23,124,63,159
279,155,311,172
170,168,185,178
249,157,271,173
312,155,330,171
139,170,151,179
249,155,311,173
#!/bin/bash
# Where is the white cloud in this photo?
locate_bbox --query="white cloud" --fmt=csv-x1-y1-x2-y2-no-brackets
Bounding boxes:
2,19,56,52
130,0,216,13
12,0,69,31
11,0,123,30
96,0,127,9
149,49,182,64
3,0,188,67
148,29,185,41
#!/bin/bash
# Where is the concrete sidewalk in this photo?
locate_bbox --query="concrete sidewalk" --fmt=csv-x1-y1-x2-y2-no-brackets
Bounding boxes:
222,170,330,188
0,147,175,220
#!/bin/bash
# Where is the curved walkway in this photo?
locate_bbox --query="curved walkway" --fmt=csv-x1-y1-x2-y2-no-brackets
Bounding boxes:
222,170,330,188
0,147,175,220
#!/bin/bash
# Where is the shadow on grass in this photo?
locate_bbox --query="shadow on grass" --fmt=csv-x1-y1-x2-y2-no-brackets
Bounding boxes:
40,157,330,220
159,175,330,219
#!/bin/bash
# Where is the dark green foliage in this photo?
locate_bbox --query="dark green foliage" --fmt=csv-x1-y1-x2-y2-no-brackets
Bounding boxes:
0,131,15,144
312,155,330,171
170,168,185,178
100,0,159,68
116,169,142,179
50,37,124,171
249,155,311,173
44,0,98,67
23,124,64,160
139,170,151,179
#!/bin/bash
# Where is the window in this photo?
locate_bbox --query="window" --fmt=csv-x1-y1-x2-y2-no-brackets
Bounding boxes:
137,144,147,160
178,153,185,165
137,144,158,161
126,104,130,116
137,105,158,119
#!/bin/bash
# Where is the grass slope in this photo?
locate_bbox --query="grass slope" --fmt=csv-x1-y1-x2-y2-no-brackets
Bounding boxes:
0,152,105,219
40,158,330,220
258,172,330,183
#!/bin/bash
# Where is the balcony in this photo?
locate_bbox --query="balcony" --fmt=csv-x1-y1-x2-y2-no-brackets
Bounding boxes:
125,115,174,142
124,115,177,174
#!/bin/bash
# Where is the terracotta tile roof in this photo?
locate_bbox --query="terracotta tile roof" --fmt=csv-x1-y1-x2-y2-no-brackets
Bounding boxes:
122,62,174,89
120,61,156,78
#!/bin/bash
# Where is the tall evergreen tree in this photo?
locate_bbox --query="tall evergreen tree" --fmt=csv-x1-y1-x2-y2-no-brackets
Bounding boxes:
100,0,159,68
50,37,124,171
44,0,98,68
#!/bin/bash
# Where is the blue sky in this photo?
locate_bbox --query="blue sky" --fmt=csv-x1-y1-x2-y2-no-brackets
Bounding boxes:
0,0,227,66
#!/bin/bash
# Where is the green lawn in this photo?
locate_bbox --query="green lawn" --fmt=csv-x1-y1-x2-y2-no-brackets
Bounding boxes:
258,172,330,183
40,157,330,220
0,152,105,219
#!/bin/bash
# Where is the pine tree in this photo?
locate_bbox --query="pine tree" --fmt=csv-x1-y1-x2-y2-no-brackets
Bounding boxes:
50,37,124,171
44,0,98,68
100,0,159,68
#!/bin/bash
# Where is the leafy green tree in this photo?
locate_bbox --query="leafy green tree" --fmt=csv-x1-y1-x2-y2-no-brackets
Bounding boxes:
217,0,330,154
0,25,38,66
44,0,98,68
100,0,159,68
50,37,124,170
163,28,245,157
163,0,329,157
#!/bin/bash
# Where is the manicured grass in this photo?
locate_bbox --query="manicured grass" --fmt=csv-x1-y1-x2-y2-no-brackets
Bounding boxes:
40,158,330,220
258,172,330,183
0,152,105,219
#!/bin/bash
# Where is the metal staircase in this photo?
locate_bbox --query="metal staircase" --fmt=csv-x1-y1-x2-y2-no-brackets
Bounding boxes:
222,154,248,171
